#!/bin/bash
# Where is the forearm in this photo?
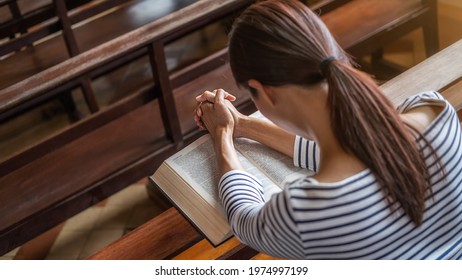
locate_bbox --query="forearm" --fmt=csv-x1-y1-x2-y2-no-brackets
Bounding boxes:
213,129,244,175
237,116,295,158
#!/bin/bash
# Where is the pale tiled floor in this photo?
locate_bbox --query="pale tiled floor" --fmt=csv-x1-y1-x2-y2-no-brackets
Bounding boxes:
1,0,462,260
45,182,165,260
1,248,19,260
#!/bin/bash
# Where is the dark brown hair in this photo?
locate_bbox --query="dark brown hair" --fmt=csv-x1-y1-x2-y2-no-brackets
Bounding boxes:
228,0,436,225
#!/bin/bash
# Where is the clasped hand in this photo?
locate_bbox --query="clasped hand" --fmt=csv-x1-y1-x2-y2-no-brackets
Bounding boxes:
194,89,244,139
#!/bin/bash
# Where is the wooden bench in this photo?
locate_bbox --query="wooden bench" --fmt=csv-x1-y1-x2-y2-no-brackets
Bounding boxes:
0,0,199,121
0,0,439,119
0,0,255,255
319,0,438,79
1,0,92,54
0,0,443,257
89,39,462,260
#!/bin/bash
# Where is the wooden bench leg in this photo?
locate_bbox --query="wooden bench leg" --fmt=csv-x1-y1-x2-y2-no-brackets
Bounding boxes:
423,0,439,57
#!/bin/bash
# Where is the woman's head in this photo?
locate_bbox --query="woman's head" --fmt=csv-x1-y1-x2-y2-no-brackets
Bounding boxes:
228,0,349,88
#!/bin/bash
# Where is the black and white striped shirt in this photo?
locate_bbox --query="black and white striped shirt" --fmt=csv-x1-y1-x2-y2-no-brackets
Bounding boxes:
219,91,462,259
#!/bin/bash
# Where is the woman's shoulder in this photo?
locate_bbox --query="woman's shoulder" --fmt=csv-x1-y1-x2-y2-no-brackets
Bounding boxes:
285,169,376,194
397,91,456,134
396,91,449,113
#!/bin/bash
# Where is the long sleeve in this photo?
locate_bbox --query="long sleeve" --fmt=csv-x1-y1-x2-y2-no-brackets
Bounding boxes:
293,135,320,172
219,170,304,258
215,135,319,258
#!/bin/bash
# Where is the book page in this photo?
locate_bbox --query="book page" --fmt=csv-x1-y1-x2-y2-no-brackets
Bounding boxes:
238,152,283,201
166,135,282,208
167,135,221,208
238,111,314,186
235,137,313,188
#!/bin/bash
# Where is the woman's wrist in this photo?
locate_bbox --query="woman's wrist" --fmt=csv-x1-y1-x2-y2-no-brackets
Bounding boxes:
234,115,296,158
213,128,243,175
212,126,234,141
234,115,254,138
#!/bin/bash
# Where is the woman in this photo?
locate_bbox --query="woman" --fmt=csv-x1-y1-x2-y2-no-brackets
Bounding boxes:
194,0,462,259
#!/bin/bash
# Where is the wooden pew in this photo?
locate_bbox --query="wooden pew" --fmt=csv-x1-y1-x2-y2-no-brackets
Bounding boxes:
319,0,438,79
1,0,439,119
321,0,438,58
0,0,199,120
1,0,91,48
89,39,462,260
0,0,255,255
0,0,187,83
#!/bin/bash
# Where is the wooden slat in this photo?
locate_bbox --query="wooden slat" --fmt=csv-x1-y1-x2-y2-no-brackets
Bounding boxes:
216,243,259,260
150,41,183,145
54,0,80,55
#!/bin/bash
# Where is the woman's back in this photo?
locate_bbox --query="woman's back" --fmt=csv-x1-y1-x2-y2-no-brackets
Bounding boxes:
396,92,462,259
283,92,462,259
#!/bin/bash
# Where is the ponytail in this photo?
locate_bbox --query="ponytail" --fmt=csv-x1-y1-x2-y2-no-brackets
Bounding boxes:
322,60,431,225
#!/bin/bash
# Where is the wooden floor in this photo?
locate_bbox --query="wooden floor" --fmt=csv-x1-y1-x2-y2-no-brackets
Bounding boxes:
1,0,461,260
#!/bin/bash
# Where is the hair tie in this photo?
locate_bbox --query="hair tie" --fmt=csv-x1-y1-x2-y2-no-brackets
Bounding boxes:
319,56,336,77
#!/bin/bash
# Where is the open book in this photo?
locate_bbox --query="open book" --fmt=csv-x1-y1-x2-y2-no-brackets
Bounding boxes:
151,113,313,246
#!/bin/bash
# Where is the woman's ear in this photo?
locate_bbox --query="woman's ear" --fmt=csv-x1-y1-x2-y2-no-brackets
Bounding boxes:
248,79,263,97
248,79,276,106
